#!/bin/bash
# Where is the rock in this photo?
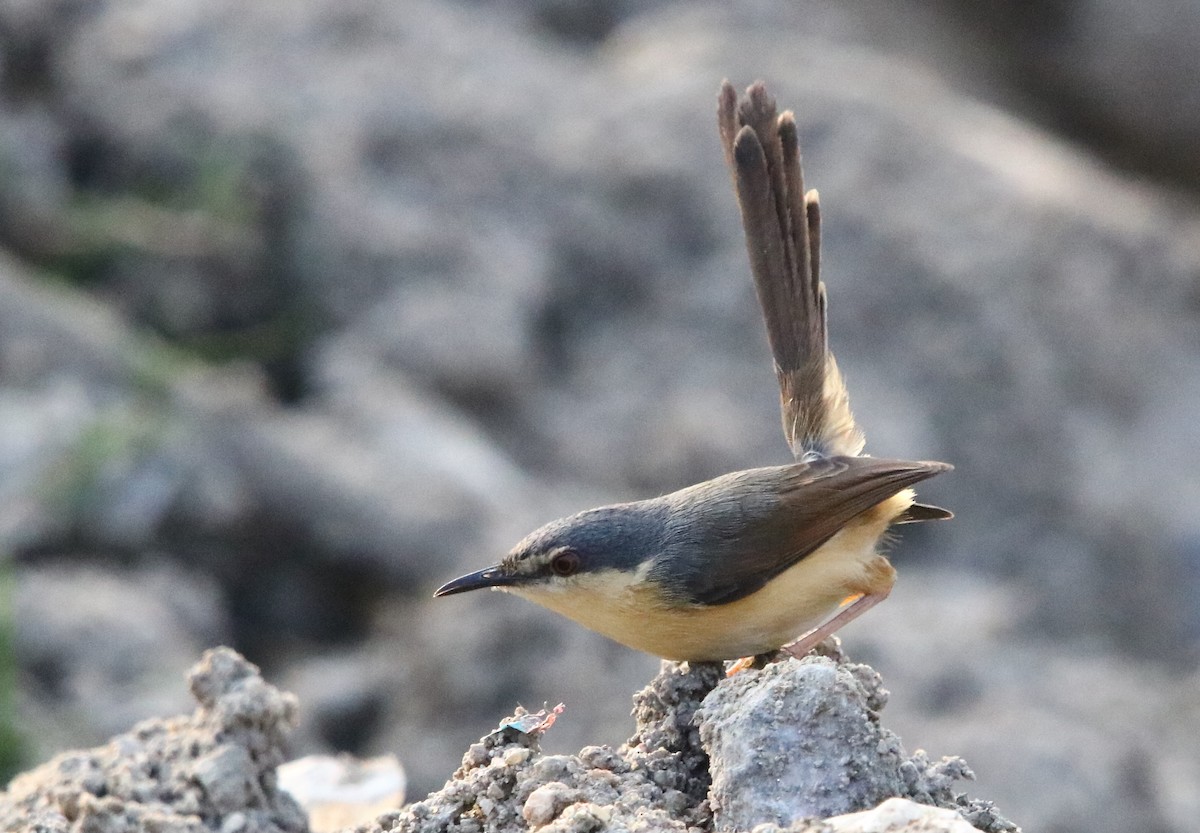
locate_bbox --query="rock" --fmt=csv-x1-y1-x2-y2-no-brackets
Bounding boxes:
0,648,305,833
933,0,1200,189
621,660,720,806
14,561,230,765
0,250,140,394
365,589,658,797
696,658,1013,832
698,658,907,826
353,657,1014,833
0,254,254,555
521,782,577,827
0,104,74,261
365,663,718,833
0,645,1017,832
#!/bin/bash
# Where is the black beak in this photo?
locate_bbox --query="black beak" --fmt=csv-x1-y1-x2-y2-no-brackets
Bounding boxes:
433,565,516,597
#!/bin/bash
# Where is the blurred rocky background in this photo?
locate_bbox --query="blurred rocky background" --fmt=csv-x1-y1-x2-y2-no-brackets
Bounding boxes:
1,1,1198,832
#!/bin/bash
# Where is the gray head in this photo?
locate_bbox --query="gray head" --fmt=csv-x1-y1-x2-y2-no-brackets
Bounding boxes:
433,500,669,597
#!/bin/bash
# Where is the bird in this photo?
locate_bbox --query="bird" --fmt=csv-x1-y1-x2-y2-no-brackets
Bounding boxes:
434,80,952,663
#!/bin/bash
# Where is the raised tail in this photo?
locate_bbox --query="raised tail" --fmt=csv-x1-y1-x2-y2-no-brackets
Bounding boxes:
718,80,863,459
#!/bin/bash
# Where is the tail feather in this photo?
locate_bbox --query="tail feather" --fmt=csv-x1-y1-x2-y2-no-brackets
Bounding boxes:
718,80,863,458
894,502,955,524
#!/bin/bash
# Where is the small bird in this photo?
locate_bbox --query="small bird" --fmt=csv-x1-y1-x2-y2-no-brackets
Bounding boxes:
435,81,952,663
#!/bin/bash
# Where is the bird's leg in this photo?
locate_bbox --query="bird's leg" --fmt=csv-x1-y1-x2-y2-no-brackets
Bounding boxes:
725,655,759,676
726,657,752,675
778,586,892,659
725,650,789,676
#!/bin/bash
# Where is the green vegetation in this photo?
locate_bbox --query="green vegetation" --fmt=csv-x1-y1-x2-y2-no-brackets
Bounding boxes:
0,563,29,784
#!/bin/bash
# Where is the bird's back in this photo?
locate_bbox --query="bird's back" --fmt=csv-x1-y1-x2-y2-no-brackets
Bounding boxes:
651,457,949,608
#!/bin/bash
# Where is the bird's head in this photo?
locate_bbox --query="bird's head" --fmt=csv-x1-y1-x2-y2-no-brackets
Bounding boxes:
433,502,667,599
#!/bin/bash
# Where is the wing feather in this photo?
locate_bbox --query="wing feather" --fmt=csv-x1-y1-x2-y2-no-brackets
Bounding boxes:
661,456,950,606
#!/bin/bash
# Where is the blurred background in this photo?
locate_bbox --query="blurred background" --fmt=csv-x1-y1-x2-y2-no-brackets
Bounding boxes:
2,1,1199,831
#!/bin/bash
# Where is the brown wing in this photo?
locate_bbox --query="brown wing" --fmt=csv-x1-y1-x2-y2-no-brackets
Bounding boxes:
661,456,951,606
718,80,863,458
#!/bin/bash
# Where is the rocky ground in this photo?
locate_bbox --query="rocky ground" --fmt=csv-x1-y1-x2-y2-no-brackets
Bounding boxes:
3,2,1200,832
0,648,1017,832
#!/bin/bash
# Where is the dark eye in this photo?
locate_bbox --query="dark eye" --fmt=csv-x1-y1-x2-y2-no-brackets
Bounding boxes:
550,550,580,577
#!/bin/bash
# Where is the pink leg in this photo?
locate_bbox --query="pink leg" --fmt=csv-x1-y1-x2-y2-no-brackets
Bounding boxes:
725,655,757,676
779,587,892,659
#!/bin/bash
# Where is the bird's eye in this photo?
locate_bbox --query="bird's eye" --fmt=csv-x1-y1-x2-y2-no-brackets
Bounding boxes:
549,550,580,577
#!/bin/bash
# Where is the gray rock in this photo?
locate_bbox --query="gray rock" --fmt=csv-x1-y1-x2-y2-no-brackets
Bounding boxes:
698,658,906,827
0,251,140,395
0,105,74,260
0,648,306,833
932,0,1200,189
15,561,230,765
0,255,205,552
362,657,1013,833
0,645,1016,832
694,657,1012,832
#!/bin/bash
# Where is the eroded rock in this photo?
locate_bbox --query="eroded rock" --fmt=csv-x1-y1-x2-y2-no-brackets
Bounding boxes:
0,648,305,833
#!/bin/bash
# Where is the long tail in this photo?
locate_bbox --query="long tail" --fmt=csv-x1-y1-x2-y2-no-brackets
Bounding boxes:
718,80,863,459
719,80,951,524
